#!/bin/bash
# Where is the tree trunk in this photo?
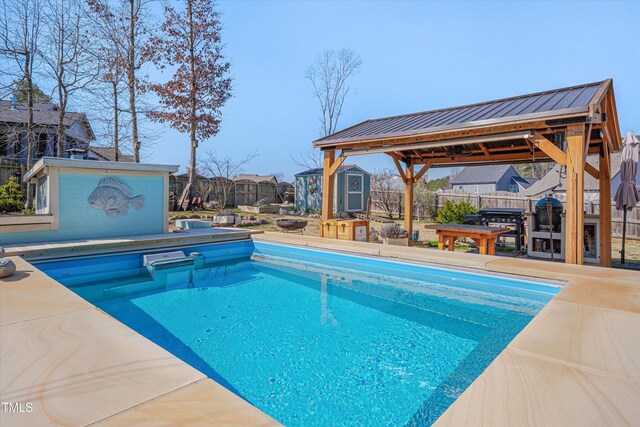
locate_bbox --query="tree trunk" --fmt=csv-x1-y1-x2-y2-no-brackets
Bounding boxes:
56,22,66,157
112,80,119,162
25,53,35,209
128,0,140,163
187,0,197,198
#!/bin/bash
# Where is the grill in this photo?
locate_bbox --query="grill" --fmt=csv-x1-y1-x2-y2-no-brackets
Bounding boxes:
464,208,526,252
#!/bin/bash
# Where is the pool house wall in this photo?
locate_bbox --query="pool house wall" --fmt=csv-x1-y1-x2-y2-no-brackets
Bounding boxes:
0,158,178,245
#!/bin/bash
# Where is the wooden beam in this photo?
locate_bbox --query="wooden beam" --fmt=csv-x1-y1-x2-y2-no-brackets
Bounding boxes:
565,124,585,265
585,162,599,180
602,125,614,153
532,131,567,166
588,79,612,117
413,161,433,183
427,151,549,164
404,162,414,246
478,143,490,156
599,142,612,267
321,150,335,221
318,119,553,151
389,152,407,182
412,145,602,167
328,153,347,176
583,123,593,166
607,86,622,150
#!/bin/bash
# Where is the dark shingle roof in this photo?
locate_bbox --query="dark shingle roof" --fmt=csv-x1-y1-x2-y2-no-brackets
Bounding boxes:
451,165,515,185
233,174,278,183
295,164,370,177
88,146,134,162
523,151,623,196
0,100,95,140
315,81,605,146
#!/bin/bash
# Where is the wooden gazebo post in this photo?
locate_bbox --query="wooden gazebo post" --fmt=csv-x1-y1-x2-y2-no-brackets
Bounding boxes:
404,162,414,245
321,150,335,220
565,124,586,264
599,139,612,267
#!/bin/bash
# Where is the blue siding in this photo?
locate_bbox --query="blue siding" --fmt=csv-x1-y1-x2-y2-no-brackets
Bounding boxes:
294,174,323,212
1,173,165,245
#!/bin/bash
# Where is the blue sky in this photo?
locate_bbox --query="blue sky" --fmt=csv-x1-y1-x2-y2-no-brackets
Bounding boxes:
145,0,640,182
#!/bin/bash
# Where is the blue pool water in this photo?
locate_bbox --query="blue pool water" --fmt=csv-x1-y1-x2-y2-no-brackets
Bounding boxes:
36,240,558,426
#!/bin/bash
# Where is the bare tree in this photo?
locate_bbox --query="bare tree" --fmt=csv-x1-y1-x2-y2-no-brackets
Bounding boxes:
414,177,437,220
306,48,361,136
515,162,554,180
293,48,361,171
1,0,42,169
41,0,99,157
1,0,43,208
194,175,214,201
290,148,323,170
370,169,403,219
147,0,232,198
198,149,258,209
85,6,129,162
86,0,154,163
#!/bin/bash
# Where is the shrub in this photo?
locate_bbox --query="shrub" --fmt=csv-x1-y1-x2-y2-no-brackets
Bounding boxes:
379,223,408,239
436,199,477,224
0,176,24,214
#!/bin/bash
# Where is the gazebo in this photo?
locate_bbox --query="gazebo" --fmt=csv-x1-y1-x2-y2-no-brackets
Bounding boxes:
313,80,622,266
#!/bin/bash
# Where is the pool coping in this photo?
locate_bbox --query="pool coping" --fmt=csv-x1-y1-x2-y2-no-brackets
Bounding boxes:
1,231,638,425
1,228,262,260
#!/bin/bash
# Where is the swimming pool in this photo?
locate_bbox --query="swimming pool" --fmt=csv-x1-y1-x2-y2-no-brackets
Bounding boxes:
36,240,559,426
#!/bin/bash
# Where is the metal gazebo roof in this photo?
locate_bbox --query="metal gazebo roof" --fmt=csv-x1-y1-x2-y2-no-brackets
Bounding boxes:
314,80,611,148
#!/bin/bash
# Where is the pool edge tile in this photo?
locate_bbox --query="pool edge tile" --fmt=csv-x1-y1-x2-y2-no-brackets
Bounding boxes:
93,378,280,427
507,300,640,384
433,348,640,427
0,306,206,427
0,256,91,326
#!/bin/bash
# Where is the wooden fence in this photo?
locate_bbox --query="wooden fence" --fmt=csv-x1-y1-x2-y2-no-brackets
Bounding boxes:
436,191,640,240
0,159,22,185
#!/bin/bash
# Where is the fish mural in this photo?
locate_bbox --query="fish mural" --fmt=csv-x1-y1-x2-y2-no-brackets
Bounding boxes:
87,177,144,217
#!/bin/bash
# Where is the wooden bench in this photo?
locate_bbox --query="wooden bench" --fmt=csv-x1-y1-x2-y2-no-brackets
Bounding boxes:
425,224,510,255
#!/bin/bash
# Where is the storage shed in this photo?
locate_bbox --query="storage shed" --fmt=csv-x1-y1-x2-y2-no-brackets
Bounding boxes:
295,165,371,214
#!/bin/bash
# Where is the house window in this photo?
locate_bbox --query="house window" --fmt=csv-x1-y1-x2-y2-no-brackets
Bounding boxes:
509,184,519,193
0,135,8,157
36,132,48,158
474,185,479,194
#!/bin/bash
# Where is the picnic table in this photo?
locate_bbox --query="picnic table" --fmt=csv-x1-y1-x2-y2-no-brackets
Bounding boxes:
425,223,510,255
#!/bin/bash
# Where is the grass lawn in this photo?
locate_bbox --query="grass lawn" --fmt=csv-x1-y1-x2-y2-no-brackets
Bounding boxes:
169,211,640,266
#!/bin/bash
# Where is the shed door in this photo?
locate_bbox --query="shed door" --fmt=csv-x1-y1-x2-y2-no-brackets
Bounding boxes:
346,173,364,211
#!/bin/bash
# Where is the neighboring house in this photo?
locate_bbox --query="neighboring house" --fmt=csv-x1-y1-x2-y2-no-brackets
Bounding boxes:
295,165,371,213
524,151,624,200
450,164,530,194
0,99,95,164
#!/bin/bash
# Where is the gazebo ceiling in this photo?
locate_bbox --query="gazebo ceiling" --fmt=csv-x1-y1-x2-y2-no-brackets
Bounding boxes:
314,79,621,168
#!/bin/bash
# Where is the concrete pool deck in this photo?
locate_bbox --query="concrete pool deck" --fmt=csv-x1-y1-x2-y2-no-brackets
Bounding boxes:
1,231,638,425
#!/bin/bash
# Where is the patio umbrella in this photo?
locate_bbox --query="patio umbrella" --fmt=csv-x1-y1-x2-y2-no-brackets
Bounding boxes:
613,131,640,264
